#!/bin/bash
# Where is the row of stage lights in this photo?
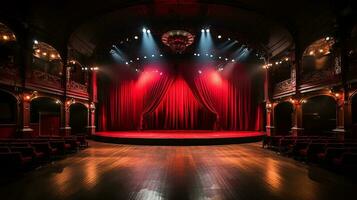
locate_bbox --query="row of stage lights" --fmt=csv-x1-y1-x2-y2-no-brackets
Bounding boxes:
125,53,164,65
193,53,236,62
262,57,290,69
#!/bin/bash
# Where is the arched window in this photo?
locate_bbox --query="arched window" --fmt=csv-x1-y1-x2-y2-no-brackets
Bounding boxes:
302,37,335,74
0,22,17,67
69,60,87,85
32,41,63,76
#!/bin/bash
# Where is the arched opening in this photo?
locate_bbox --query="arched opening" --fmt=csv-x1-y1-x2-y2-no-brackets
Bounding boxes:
274,102,293,135
30,97,61,136
0,90,17,138
0,22,18,68
302,37,335,75
68,60,87,85
70,103,88,135
32,41,63,76
302,95,336,136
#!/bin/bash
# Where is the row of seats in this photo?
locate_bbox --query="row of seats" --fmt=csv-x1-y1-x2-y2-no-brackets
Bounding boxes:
263,135,357,174
0,135,88,172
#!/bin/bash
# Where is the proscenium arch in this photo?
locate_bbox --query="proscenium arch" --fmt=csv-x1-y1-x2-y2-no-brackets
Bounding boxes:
274,101,293,135
302,95,336,135
69,102,88,135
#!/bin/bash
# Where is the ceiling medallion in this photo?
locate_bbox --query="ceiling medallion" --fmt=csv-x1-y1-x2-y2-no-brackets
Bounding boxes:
161,30,194,54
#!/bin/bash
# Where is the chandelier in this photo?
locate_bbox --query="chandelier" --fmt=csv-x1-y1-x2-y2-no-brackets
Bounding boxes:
161,30,194,54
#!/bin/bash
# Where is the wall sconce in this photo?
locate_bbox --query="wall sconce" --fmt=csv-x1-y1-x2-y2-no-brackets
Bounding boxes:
289,98,296,104
266,103,272,109
266,102,273,113
66,98,76,106
24,91,38,101
89,102,96,113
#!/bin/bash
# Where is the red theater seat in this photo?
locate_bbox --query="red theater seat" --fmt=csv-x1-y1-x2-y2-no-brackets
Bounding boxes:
0,152,32,170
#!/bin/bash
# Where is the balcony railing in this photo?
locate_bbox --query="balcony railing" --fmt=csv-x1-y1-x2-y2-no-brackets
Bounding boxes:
273,79,295,97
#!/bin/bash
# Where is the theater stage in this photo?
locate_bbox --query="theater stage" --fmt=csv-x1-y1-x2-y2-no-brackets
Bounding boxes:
93,130,265,145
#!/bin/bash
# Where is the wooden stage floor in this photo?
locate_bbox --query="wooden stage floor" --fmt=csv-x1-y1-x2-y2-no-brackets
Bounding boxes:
93,130,265,145
0,141,355,200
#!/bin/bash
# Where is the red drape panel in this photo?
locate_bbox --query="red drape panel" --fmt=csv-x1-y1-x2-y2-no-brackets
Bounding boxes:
144,76,216,129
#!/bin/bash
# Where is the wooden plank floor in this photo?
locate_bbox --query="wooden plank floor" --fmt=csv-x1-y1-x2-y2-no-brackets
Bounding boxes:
0,140,355,200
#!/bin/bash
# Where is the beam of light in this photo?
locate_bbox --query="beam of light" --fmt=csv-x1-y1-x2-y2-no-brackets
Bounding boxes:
110,45,127,63
218,40,238,52
233,47,251,61
197,28,214,57
141,28,161,57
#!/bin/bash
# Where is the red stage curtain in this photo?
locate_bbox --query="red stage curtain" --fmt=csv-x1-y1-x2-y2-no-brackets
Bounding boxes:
98,62,262,131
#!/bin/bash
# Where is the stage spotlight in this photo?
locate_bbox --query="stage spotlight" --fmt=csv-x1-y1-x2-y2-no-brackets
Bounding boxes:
218,35,222,39
125,62,129,65
137,57,140,60
34,40,38,44
147,29,151,33
219,56,222,59
134,36,139,40
160,54,163,57
210,54,213,58
201,29,205,33
151,54,155,57
228,38,231,41
205,53,209,56
144,56,147,59
225,58,228,61
142,28,147,33
135,68,139,72
197,53,200,56
198,70,202,74
206,28,210,33
231,59,235,62
194,53,197,56
130,60,133,63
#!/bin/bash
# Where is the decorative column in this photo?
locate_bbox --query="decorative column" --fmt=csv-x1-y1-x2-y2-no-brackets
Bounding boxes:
264,60,275,136
87,70,97,135
60,99,72,136
291,100,303,136
18,93,33,137
331,15,353,140
333,94,347,140
291,39,304,136
87,103,96,135
59,44,71,135
17,29,34,137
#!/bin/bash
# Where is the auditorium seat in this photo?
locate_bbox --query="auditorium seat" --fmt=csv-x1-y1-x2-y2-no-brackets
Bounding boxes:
0,152,32,171
31,142,58,158
317,147,346,165
10,146,45,161
333,153,357,173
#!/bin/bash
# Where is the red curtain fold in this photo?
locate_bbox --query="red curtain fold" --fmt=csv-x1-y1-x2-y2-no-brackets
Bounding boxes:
139,74,174,129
